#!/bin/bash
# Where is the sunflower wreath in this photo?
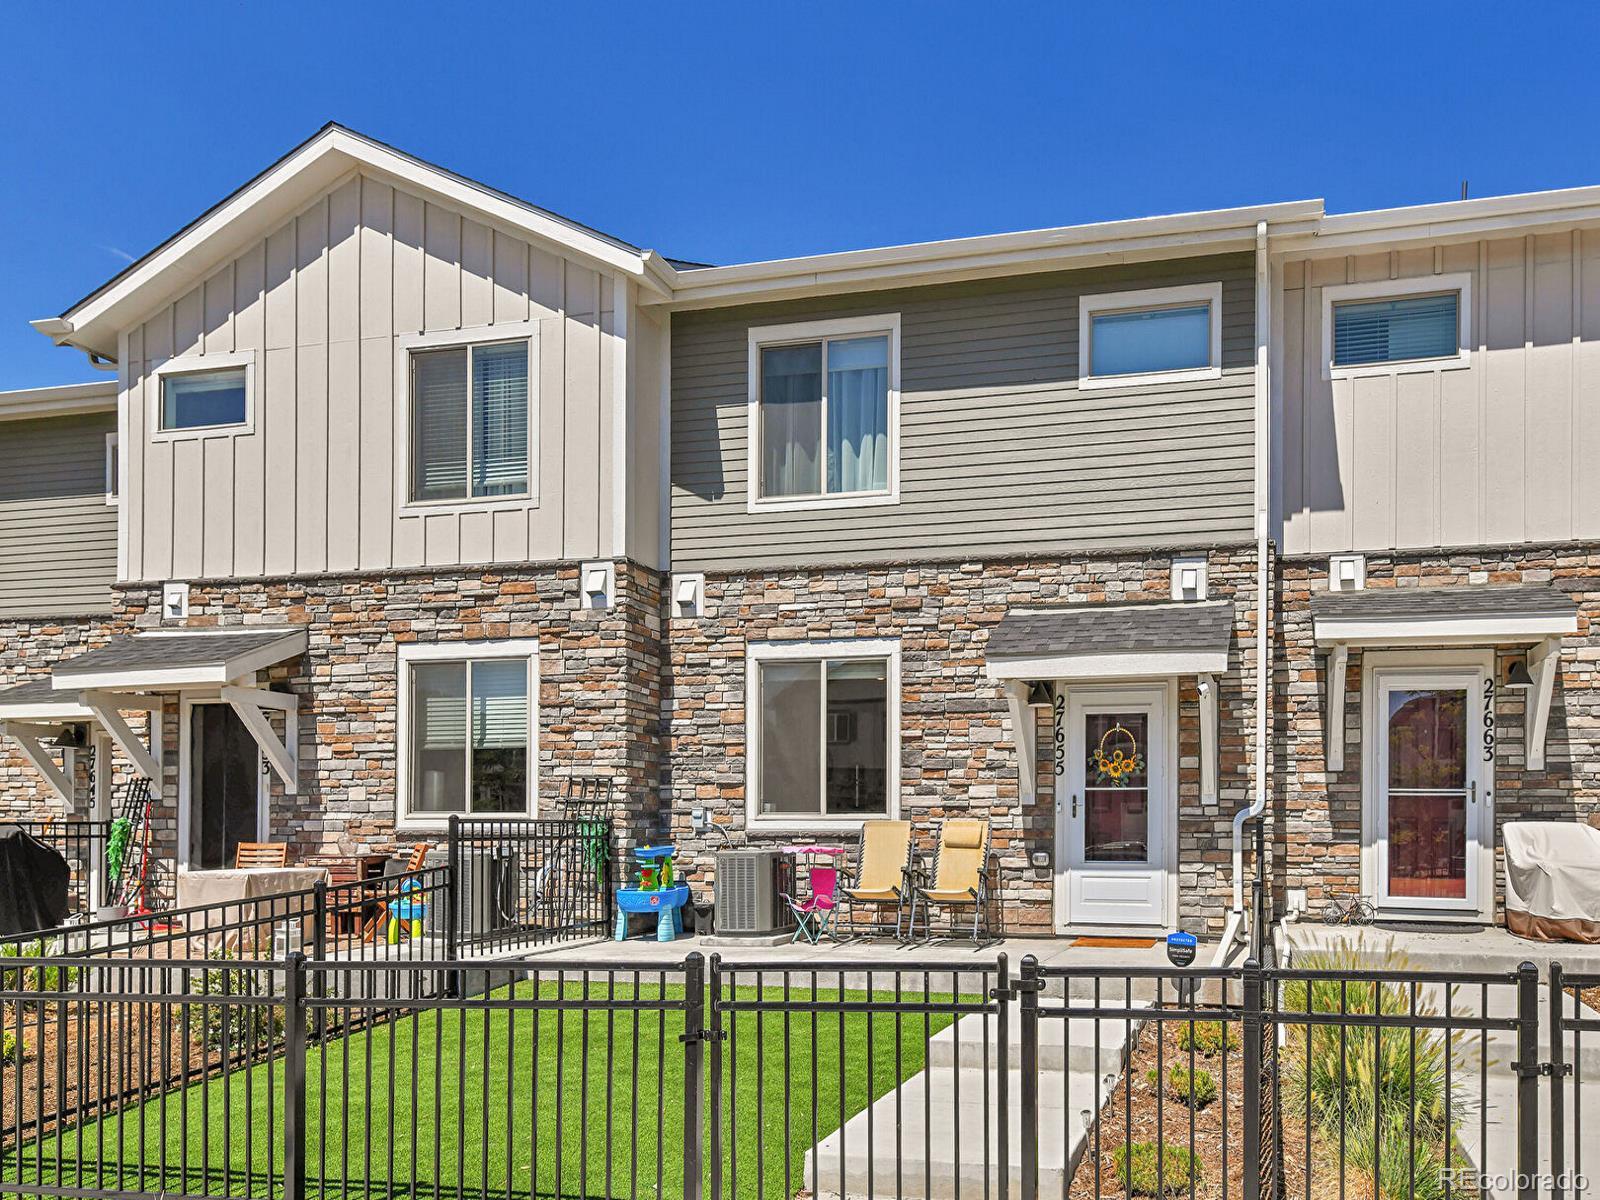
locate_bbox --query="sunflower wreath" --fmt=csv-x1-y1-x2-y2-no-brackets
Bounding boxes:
1090,723,1144,786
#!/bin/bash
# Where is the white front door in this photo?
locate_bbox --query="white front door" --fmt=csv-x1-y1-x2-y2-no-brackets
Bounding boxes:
1057,684,1172,929
1370,666,1490,916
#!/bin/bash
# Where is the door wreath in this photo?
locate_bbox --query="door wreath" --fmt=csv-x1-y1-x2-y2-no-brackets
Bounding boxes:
1090,722,1144,786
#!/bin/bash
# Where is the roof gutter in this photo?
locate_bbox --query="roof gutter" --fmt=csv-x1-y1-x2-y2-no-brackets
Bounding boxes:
29,318,116,371
1216,219,1272,965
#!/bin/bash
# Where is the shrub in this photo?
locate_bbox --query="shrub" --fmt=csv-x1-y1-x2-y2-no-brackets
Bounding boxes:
191,954,286,1054
1113,1141,1201,1195
1176,1019,1238,1056
1146,1063,1218,1108
0,1030,14,1065
1281,945,1470,1200
0,939,77,996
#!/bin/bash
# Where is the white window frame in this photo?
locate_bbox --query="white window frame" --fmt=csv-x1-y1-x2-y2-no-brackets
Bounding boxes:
396,638,540,830
745,637,901,831
1078,282,1223,390
1321,273,1473,380
104,431,119,504
745,314,901,513
394,322,541,515
150,350,257,441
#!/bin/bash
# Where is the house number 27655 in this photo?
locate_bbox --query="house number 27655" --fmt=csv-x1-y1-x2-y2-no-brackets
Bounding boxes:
1482,677,1496,761
1053,691,1067,778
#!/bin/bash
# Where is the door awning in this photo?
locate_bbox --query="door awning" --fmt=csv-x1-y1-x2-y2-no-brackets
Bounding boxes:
1312,584,1579,773
984,600,1232,807
49,627,309,691
1309,583,1578,647
0,678,93,724
985,600,1232,681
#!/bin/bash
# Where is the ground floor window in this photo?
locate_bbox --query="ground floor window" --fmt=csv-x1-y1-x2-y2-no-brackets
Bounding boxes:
748,639,898,822
398,640,537,824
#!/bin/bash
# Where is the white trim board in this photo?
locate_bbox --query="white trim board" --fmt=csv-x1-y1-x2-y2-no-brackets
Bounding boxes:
986,649,1229,681
1312,612,1577,647
744,637,901,833
395,638,541,831
744,314,901,514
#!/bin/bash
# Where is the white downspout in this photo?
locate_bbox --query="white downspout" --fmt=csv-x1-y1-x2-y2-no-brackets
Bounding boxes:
1215,220,1272,964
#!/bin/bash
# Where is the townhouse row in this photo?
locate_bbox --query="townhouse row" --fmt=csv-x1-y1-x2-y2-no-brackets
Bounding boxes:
2,125,1597,937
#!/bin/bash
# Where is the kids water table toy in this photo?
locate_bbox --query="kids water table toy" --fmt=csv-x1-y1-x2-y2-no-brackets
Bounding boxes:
615,845,690,942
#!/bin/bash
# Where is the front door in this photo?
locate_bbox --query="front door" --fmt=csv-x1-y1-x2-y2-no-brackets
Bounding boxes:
1058,685,1171,929
187,703,264,869
1372,669,1488,915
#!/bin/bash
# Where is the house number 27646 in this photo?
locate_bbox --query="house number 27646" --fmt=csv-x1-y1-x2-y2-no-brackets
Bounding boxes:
1482,677,1496,761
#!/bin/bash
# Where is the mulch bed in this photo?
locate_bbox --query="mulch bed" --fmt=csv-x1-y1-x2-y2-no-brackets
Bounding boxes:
1066,1013,1315,1200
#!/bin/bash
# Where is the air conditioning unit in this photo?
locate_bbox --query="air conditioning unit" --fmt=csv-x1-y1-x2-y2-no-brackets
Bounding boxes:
458,847,517,936
714,849,794,938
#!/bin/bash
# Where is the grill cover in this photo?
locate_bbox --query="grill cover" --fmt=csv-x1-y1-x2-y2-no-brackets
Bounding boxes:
1504,821,1600,944
0,825,70,937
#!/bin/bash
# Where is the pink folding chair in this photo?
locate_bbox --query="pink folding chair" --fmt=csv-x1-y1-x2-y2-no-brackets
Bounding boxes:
781,865,840,945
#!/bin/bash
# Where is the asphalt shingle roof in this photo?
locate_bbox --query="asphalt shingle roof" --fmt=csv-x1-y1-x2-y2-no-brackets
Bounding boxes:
51,629,305,681
988,600,1234,658
1308,583,1577,622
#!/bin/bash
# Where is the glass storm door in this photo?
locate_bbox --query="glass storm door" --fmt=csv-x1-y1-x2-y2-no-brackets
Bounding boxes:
1058,686,1170,929
1375,671,1485,913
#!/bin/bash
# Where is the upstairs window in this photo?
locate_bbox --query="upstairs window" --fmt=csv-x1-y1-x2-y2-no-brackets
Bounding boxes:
1332,292,1460,367
160,367,248,431
748,315,899,510
410,339,530,503
1321,274,1472,379
1079,282,1223,389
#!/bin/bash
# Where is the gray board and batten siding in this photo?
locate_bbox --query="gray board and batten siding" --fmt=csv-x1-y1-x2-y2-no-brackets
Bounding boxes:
0,411,116,617
669,253,1258,573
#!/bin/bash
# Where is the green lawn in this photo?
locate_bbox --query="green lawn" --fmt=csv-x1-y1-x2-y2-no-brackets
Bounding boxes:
4,978,964,1199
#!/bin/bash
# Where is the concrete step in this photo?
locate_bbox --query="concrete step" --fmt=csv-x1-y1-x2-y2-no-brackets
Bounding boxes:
808,1008,1132,1200
928,1003,1137,1075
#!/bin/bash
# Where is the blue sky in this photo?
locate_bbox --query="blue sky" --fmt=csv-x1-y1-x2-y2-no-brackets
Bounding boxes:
4,2,1599,387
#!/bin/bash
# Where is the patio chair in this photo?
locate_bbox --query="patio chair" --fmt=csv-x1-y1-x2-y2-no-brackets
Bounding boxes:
780,863,841,945
234,842,289,869
841,820,913,940
907,818,993,945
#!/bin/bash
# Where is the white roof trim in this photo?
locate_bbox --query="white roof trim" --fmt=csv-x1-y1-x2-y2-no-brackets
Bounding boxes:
1312,612,1579,648
50,627,309,691
986,648,1229,682
40,126,657,360
0,699,95,722
0,380,117,423
661,200,1324,310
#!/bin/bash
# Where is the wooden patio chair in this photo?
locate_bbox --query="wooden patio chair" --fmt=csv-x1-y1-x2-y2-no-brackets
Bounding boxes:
840,820,914,940
234,842,289,869
907,818,994,945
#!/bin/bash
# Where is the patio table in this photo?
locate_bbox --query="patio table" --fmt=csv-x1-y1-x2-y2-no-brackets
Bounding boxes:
175,866,330,954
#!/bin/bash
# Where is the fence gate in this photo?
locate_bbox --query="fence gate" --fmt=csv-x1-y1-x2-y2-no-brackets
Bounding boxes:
1550,965,1599,1200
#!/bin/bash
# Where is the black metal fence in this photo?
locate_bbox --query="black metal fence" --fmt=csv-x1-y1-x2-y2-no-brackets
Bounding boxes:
0,950,1591,1200
445,815,612,957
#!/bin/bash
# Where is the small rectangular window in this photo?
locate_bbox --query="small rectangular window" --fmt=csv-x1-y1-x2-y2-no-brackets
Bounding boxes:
1090,304,1211,377
1332,292,1459,367
105,432,119,502
756,329,892,501
160,367,248,431
411,340,530,503
408,656,531,816
754,654,891,818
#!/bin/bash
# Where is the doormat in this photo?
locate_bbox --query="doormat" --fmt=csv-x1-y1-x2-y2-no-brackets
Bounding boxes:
1069,936,1161,948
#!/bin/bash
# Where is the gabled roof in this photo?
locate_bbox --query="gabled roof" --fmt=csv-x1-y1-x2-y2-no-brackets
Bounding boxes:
35,123,664,361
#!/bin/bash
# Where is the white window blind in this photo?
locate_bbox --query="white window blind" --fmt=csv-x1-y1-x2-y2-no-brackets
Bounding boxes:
1333,293,1459,367
411,340,529,502
471,660,529,749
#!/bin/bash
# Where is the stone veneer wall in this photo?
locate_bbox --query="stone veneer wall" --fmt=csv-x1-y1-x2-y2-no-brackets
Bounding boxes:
0,614,128,821
113,560,663,888
663,545,1266,936
1275,545,1600,918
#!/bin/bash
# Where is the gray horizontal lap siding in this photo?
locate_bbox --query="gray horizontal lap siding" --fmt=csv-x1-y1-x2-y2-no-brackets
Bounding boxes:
0,412,116,617
670,254,1257,571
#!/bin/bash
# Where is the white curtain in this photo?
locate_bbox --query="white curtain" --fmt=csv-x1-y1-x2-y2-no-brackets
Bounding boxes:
826,336,889,494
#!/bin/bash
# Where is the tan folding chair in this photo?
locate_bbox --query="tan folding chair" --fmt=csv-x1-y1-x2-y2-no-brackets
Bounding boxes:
908,818,993,944
841,819,913,940
234,842,289,869
363,843,432,943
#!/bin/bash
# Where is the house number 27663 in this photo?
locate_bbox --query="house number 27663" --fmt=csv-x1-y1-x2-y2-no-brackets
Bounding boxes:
1482,677,1496,761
